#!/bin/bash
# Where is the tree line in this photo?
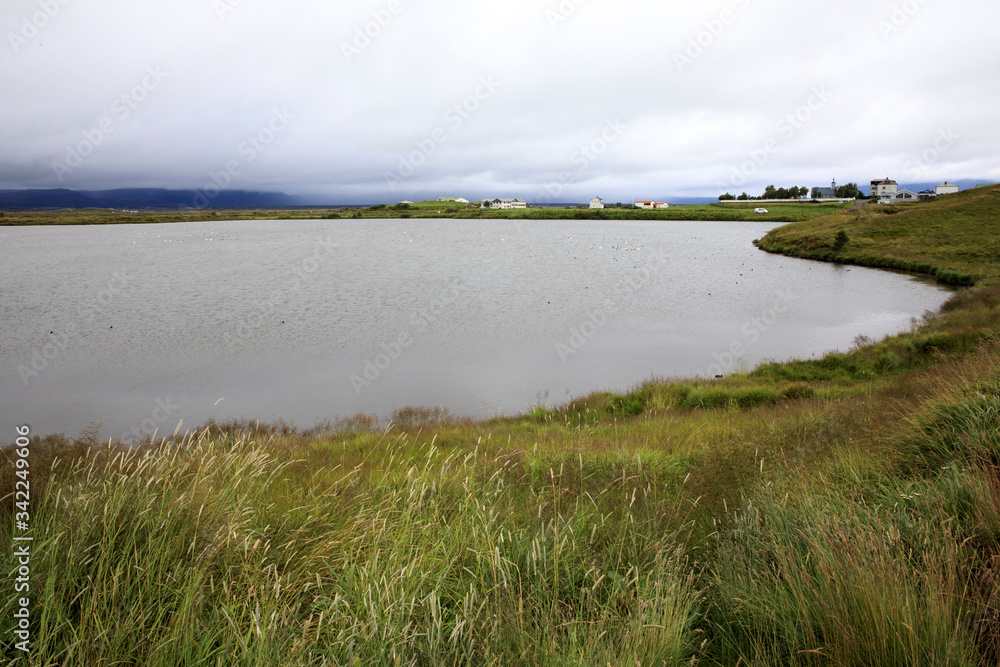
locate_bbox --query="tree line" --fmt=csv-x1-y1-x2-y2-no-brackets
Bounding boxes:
720,183,861,201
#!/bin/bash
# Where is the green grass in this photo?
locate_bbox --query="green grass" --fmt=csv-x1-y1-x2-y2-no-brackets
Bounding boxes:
756,186,1000,285
4,189,1000,664
0,200,849,226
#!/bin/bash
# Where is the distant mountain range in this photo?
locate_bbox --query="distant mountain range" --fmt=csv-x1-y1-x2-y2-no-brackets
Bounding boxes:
0,188,297,210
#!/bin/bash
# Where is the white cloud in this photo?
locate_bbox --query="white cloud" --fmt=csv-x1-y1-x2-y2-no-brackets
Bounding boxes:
1,0,998,201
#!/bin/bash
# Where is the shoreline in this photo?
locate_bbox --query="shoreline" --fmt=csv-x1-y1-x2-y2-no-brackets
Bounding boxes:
0,200,852,226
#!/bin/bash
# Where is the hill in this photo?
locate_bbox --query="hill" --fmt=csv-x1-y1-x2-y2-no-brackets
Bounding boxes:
757,185,1000,285
0,188,296,210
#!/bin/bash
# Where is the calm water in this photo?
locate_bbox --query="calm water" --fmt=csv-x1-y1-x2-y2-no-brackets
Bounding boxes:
0,219,951,442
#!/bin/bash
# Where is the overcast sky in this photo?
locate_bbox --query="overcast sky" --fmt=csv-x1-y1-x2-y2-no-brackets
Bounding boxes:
2,0,998,204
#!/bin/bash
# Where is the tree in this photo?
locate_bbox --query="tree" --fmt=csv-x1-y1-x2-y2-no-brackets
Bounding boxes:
719,192,736,200
835,182,861,199
763,185,778,199
737,192,749,201
811,187,822,199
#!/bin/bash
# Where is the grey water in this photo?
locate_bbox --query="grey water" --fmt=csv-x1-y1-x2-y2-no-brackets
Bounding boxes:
0,218,952,442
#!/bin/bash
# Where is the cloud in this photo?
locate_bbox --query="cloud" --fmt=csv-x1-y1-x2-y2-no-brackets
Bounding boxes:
2,0,998,202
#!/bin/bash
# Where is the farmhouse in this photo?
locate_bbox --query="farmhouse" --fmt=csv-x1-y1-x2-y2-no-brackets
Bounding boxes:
871,177,898,199
589,196,604,209
634,200,669,209
484,198,526,209
935,182,959,195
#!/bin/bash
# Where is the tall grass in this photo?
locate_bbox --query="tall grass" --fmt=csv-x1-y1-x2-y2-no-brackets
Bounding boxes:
2,428,706,665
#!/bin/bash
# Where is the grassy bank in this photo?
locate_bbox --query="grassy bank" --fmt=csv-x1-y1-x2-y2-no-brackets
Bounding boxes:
0,201,849,226
755,186,1000,286
3,190,1000,664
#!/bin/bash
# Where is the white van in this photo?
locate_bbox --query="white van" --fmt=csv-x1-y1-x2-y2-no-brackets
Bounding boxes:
754,208,768,214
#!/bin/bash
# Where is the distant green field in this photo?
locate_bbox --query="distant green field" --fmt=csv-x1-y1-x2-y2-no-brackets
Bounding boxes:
0,200,851,226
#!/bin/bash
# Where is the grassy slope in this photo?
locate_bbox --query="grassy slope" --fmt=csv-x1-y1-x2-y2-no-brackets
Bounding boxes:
3,191,1000,665
757,186,1000,284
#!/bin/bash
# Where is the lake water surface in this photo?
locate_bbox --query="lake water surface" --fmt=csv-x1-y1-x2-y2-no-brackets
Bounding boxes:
1,219,952,441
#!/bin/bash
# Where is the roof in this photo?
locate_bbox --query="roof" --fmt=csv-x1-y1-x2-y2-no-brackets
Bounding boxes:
871,178,897,185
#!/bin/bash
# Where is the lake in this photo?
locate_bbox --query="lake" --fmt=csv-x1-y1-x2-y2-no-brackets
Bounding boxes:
0,218,952,442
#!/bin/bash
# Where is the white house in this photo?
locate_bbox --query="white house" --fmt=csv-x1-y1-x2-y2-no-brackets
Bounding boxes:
871,177,898,199
485,198,526,209
635,200,669,209
454,198,470,204
589,196,604,209
884,189,920,203
935,182,959,195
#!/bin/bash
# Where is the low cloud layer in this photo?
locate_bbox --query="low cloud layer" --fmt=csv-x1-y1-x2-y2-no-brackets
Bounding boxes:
2,0,997,203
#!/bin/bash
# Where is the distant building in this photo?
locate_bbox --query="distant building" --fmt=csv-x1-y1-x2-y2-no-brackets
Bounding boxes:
886,189,920,203
454,198,470,204
871,177,898,199
397,200,413,205
485,198,526,209
935,182,959,195
815,178,838,199
634,200,669,209
589,196,604,209
437,197,460,202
